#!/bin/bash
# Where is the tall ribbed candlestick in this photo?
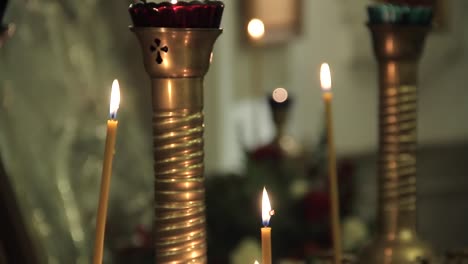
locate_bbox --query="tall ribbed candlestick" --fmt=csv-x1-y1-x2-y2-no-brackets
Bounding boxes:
132,27,222,263
359,24,433,264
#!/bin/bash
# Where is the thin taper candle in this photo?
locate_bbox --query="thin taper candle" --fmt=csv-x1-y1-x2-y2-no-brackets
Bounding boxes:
261,187,273,264
93,79,120,264
261,228,271,264
320,63,343,264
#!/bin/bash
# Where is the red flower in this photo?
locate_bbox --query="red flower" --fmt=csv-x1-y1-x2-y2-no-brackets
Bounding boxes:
134,224,152,248
302,191,330,223
250,143,283,161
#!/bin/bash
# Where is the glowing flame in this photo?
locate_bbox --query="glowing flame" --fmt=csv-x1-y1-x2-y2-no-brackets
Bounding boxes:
171,0,178,3
110,79,120,119
272,88,288,103
320,63,332,92
262,187,272,227
254,261,259,264
247,18,265,39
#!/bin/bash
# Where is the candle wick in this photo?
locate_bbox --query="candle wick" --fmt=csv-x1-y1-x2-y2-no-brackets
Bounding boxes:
110,112,117,120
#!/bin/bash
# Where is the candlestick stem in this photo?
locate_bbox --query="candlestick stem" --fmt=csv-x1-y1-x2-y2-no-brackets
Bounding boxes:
324,93,343,264
93,120,118,264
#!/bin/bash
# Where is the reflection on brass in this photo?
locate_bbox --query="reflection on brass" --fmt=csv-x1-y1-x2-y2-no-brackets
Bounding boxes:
359,25,433,264
132,27,222,263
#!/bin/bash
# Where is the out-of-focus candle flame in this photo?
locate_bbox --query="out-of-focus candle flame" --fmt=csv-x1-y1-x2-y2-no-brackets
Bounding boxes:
320,63,332,92
262,187,272,227
171,0,178,4
248,18,265,39
254,261,259,264
110,79,120,119
272,88,288,103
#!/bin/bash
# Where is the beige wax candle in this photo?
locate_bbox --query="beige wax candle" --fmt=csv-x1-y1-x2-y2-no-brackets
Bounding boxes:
320,63,343,264
93,80,120,264
261,187,273,264
261,227,272,264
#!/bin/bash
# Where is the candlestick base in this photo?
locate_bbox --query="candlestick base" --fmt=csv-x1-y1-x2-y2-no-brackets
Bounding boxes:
359,236,433,264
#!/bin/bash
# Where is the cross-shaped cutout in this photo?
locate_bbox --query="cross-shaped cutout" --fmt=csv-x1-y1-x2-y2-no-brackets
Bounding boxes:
150,38,169,64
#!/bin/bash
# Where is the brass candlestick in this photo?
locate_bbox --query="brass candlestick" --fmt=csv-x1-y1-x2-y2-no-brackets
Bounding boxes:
359,25,433,264
132,27,222,263
267,89,301,158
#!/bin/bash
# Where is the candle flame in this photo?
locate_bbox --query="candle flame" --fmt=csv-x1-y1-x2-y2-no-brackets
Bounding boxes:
110,79,120,119
262,187,272,227
320,63,332,92
254,261,259,264
171,0,178,3
272,88,288,103
247,18,265,39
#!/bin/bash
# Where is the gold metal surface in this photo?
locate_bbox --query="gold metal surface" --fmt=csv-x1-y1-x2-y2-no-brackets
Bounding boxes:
359,25,433,264
132,27,222,263
132,27,222,79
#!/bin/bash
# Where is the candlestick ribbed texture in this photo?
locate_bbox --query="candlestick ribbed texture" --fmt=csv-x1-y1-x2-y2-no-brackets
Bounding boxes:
378,69,418,235
152,109,206,263
359,25,433,264
132,27,222,264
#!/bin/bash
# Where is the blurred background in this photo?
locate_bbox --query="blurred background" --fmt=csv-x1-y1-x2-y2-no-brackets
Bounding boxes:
0,0,467,263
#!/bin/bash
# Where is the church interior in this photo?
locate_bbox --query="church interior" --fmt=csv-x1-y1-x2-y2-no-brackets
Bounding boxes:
0,0,467,263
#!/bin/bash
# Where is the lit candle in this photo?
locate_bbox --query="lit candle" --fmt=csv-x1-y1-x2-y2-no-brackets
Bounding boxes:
261,187,273,264
247,18,265,41
247,18,266,142
93,79,120,264
254,261,260,264
247,18,265,97
320,63,342,264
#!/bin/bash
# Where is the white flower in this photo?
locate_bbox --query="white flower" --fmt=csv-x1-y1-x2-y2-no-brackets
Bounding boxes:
289,178,310,199
230,238,262,264
342,216,369,251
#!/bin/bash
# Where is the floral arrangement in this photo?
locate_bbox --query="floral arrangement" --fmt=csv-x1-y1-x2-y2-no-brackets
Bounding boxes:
204,129,366,263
